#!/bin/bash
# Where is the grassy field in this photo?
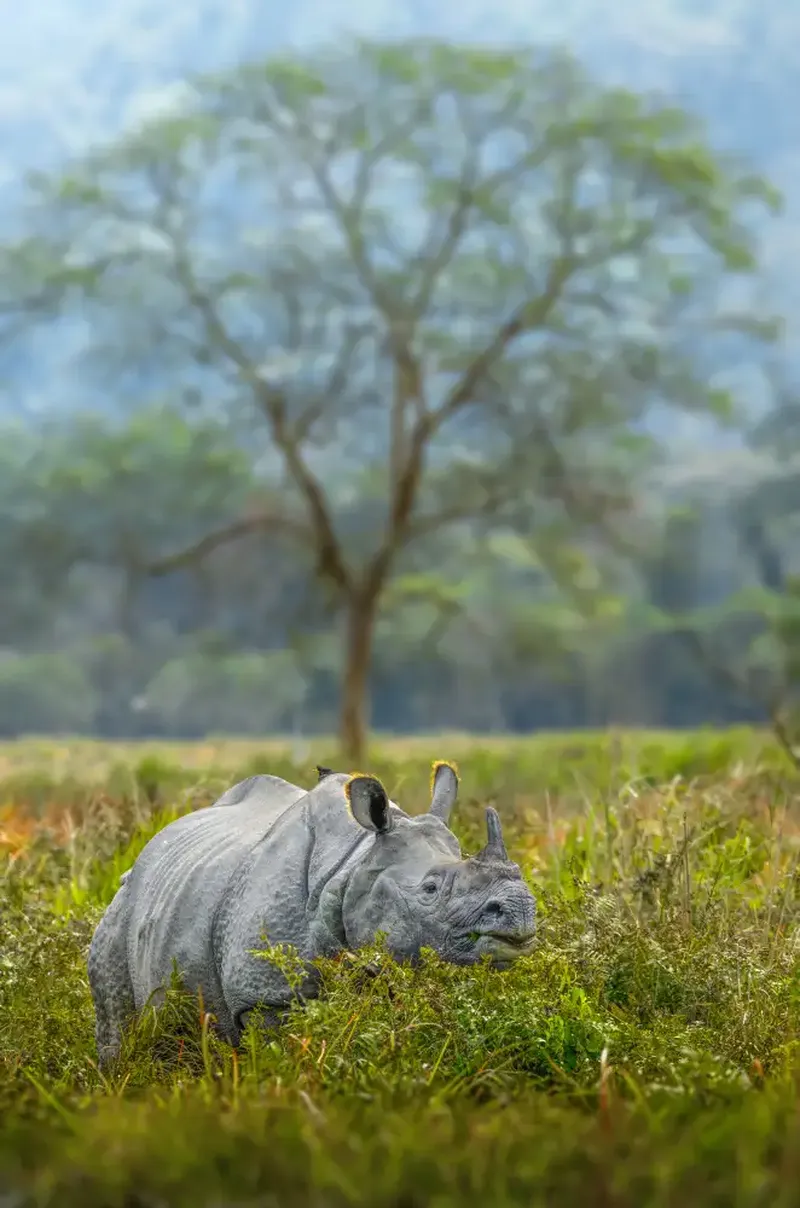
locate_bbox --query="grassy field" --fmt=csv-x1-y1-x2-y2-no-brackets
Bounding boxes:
1,727,799,1207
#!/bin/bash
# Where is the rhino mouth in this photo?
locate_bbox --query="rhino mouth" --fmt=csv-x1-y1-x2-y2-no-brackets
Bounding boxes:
486,931,535,950
468,929,536,953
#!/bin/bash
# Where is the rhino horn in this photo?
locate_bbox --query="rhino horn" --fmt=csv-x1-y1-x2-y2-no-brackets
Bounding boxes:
474,806,509,863
429,760,459,823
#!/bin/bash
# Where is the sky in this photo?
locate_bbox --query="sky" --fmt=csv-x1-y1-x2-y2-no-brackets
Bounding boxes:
0,0,795,176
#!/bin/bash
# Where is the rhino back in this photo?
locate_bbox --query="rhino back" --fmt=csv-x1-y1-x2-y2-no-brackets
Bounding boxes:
125,780,306,1026
211,774,303,810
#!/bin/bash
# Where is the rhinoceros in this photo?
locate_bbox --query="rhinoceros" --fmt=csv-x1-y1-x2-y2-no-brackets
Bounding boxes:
87,761,537,1067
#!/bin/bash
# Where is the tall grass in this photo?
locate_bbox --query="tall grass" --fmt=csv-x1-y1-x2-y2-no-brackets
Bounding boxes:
1,729,799,1206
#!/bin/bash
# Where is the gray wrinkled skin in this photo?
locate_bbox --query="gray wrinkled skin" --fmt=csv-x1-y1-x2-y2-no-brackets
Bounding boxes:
87,762,537,1068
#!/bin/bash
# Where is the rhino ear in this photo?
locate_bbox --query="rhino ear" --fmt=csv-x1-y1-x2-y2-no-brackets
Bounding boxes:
429,760,459,824
344,773,392,835
316,765,335,782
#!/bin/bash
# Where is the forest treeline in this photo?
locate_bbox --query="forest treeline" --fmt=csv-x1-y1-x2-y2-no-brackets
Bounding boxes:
1,404,797,740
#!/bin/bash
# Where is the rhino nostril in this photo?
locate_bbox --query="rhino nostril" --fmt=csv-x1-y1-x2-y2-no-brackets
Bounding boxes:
485,900,503,918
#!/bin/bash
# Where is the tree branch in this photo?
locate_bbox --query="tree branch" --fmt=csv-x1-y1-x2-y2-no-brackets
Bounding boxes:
299,107,481,515
432,257,577,434
293,321,372,444
361,255,579,594
360,248,578,597
411,144,481,318
403,467,517,545
420,155,668,446
148,512,311,577
156,228,353,595
297,106,428,319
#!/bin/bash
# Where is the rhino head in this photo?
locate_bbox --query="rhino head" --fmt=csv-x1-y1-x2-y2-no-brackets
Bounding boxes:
338,762,537,968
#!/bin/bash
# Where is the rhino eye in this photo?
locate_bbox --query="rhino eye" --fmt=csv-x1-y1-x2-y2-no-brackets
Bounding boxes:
421,880,438,896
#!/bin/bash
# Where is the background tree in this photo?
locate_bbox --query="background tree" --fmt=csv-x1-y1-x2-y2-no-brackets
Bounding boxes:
0,39,780,759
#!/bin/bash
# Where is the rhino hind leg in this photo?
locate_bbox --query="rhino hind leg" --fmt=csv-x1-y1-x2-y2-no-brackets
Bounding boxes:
87,888,136,1070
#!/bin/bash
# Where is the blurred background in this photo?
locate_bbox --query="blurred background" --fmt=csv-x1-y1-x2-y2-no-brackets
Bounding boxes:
0,0,799,760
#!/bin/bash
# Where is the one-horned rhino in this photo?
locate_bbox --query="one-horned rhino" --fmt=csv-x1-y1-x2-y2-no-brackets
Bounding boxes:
87,761,537,1067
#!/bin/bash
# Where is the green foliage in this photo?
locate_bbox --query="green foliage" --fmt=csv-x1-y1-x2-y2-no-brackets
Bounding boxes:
0,653,98,736
145,650,307,737
1,731,799,1203
0,404,253,574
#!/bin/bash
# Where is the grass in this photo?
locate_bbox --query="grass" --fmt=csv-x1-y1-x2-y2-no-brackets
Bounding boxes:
1,726,799,1206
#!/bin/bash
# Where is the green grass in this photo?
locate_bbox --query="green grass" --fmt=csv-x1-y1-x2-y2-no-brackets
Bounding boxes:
1,729,799,1206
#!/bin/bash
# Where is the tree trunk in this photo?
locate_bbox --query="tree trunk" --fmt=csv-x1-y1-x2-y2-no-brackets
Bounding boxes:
339,591,380,765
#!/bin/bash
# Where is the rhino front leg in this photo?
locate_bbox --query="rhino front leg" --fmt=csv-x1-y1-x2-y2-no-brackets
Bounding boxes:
87,889,136,1070
236,1005,287,1044
231,972,323,1046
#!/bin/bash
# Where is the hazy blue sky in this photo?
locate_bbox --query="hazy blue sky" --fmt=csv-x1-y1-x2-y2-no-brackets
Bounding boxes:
0,0,794,176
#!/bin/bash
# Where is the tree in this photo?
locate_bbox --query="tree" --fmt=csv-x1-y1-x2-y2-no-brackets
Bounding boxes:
0,39,780,760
